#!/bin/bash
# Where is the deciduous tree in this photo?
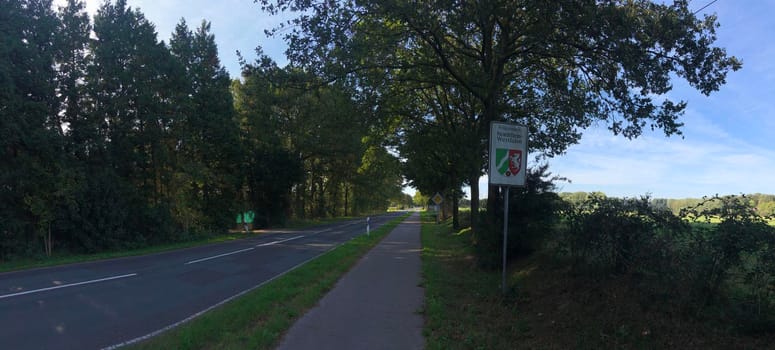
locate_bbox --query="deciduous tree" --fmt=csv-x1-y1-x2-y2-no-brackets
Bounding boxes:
257,0,741,227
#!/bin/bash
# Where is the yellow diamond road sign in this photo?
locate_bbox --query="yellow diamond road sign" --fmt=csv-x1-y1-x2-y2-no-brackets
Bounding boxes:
432,193,443,205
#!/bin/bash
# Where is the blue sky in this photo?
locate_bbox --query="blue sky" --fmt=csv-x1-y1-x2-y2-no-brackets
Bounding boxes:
549,0,775,198
56,0,291,73
59,0,775,199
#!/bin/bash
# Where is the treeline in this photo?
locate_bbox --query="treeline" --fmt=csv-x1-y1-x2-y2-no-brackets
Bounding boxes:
560,192,775,216
0,0,402,261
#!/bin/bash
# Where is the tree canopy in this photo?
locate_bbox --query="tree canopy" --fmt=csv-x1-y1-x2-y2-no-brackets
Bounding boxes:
257,0,741,221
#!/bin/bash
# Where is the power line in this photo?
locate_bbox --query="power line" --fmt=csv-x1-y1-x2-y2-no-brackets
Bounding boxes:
693,0,719,14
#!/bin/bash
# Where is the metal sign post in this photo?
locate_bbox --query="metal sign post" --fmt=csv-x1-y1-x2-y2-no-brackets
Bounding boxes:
489,122,528,294
432,192,444,224
502,187,510,294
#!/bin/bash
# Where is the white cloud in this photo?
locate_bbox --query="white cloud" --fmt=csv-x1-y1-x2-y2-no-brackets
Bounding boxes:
456,117,775,200
549,123,775,198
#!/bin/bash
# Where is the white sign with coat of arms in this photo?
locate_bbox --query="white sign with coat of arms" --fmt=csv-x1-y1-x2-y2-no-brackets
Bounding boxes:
489,122,527,187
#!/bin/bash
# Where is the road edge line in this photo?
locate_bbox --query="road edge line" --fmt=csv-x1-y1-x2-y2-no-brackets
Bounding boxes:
101,213,406,350
102,243,349,349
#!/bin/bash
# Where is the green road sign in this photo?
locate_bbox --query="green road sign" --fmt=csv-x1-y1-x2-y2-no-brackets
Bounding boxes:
244,210,255,224
236,210,256,224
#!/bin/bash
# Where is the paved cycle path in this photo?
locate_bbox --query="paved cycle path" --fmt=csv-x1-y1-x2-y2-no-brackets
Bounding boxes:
278,212,424,350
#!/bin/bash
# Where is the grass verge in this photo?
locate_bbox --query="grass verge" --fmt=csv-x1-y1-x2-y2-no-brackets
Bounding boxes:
130,213,410,350
420,212,774,349
421,211,517,350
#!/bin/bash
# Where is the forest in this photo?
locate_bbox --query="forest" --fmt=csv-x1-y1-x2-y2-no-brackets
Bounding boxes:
0,0,404,260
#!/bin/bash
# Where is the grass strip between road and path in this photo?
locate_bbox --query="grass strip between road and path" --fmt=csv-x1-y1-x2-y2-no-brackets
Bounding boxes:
129,212,411,350
0,215,377,274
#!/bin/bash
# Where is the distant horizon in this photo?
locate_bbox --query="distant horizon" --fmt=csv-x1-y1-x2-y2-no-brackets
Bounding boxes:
404,165,775,200
403,180,775,201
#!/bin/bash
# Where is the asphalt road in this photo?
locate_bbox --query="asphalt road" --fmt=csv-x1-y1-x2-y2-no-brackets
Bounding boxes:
0,212,404,350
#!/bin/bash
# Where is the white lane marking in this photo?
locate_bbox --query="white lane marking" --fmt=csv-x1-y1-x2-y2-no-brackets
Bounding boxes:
256,235,303,247
0,273,138,300
101,239,343,350
310,220,362,234
307,218,365,235
102,216,401,349
184,247,255,265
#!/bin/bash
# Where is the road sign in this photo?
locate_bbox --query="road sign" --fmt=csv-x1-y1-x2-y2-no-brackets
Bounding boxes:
244,210,255,224
431,193,443,205
489,122,527,187
489,122,528,294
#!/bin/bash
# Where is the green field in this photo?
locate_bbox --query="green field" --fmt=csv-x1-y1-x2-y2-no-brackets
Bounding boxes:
682,215,775,226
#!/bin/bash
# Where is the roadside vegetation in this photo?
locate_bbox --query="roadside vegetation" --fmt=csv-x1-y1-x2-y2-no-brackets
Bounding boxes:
130,213,409,350
422,169,775,349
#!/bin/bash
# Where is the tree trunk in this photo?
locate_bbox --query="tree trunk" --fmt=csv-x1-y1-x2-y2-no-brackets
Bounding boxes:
329,180,339,217
487,185,499,221
45,222,52,257
469,175,479,232
308,176,317,218
482,95,499,227
452,191,460,230
343,183,349,217
317,178,326,217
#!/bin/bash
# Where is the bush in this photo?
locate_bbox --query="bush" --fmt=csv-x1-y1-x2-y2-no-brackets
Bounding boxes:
678,195,775,330
473,165,565,269
561,193,775,332
563,194,686,275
